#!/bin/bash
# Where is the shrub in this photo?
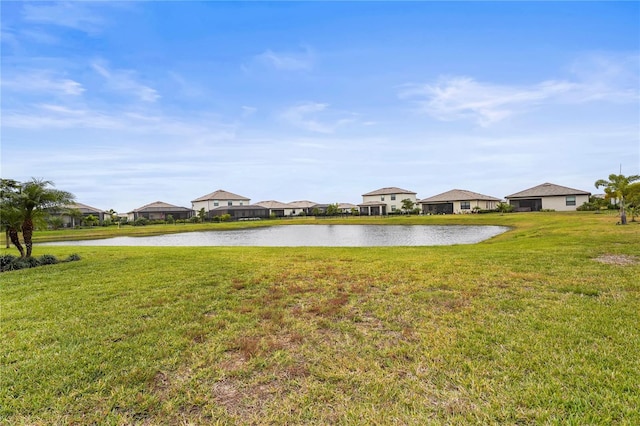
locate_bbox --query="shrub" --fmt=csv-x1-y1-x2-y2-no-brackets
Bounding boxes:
0,254,18,271
38,254,59,265
133,217,149,226
66,253,82,262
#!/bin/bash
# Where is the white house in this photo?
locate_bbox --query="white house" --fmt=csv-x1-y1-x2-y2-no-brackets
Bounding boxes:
358,187,417,215
191,189,250,213
505,183,591,212
419,189,501,214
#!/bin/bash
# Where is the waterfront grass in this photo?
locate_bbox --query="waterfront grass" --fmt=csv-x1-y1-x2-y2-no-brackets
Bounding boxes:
1,212,639,424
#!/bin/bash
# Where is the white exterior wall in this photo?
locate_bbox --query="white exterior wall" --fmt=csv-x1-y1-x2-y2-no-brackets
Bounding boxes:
362,193,417,212
541,195,589,211
192,199,248,213
452,199,498,213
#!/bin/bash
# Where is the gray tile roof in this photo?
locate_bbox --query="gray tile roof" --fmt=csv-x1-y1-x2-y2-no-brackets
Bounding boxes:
362,187,416,196
191,189,250,202
254,200,291,209
65,202,105,214
287,200,317,208
506,183,591,198
130,201,192,213
419,189,501,203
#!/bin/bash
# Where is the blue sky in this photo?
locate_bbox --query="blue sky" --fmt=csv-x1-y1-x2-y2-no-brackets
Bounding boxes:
2,1,638,213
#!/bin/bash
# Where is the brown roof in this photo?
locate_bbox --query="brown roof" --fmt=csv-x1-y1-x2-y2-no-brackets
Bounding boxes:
419,189,501,203
191,189,250,202
506,183,591,198
130,201,192,213
362,187,416,196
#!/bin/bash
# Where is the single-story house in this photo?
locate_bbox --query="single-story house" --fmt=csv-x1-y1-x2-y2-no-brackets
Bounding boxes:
254,200,294,217
191,189,251,213
286,200,318,216
419,189,501,214
127,201,194,221
505,183,591,212
359,187,417,215
51,202,107,227
338,203,358,214
209,205,270,220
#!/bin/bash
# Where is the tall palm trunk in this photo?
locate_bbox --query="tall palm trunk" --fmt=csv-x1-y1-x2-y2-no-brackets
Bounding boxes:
22,218,34,258
5,228,9,249
8,228,25,257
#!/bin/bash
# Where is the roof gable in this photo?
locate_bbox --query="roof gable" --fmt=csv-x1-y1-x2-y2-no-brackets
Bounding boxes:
506,183,591,198
419,189,501,203
131,201,191,213
191,189,250,202
362,187,416,196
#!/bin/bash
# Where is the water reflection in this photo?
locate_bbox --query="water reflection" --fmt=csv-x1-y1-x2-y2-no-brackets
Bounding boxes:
43,225,509,247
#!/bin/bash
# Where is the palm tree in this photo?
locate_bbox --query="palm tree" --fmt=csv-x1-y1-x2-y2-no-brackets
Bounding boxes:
13,179,74,257
595,174,640,225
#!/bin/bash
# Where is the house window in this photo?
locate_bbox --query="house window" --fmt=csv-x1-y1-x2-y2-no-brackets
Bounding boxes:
391,195,396,201
566,196,576,206
391,205,396,211
228,201,233,206
240,202,244,206
381,196,385,201
461,201,471,210
213,201,219,207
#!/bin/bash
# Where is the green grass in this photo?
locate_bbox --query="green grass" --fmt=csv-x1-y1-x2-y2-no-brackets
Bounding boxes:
1,212,639,424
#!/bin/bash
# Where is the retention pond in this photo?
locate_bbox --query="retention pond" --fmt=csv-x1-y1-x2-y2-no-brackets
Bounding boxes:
43,224,510,247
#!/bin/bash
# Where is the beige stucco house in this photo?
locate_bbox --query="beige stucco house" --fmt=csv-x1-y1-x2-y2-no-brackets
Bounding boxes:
419,189,501,214
127,201,193,221
53,202,107,227
286,200,318,216
255,200,295,217
359,187,417,215
505,183,590,212
191,189,251,213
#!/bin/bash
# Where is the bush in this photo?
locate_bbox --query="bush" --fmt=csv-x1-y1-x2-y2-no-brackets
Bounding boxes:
66,253,82,262
0,254,18,271
38,254,59,265
133,217,149,226
220,214,232,222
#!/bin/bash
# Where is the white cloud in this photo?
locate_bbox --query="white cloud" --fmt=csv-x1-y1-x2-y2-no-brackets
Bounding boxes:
400,54,639,127
92,61,160,102
256,46,314,71
1,71,85,96
280,102,357,133
22,2,106,35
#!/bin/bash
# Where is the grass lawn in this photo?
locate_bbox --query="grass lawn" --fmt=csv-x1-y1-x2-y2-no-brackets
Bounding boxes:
1,212,639,424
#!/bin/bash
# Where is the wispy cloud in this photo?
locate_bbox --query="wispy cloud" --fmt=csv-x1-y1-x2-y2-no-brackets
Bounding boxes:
256,46,314,71
1,71,84,96
400,53,639,127
280,102,357,133
22,2,106,35
92,61,160,102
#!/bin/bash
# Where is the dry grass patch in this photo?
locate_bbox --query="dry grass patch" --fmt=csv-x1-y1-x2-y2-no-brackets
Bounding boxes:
593,254,638,265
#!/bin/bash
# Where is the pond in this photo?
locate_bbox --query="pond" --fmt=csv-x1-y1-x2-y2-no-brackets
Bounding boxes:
42,225,510,247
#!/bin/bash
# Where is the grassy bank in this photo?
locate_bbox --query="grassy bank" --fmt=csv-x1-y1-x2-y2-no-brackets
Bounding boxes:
1,212,639,424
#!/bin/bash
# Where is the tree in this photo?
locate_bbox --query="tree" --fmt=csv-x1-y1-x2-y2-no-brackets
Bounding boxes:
595,174,640,225
326,203,339,217
497,202,513,215
10,179,74,257
1,179,21,250
84,214,98,227
401,198,415,214
198,208,207,223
